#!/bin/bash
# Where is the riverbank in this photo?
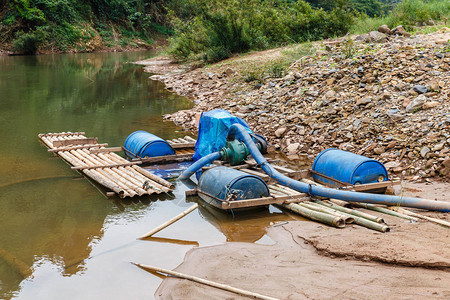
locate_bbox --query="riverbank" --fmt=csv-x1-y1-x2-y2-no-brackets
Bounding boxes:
157,182,449,299
137,27,450,182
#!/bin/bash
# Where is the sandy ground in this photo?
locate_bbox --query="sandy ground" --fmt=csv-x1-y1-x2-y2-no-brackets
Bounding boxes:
156,182,449,299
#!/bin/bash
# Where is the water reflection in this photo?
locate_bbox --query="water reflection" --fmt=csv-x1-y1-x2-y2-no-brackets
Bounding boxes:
196,200,296,244
0,50,299,300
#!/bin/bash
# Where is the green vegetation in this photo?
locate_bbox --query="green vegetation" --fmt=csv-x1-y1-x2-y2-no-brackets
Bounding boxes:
0,0,170,53
351,0,450,34
167,0,353,63
1,0,449,57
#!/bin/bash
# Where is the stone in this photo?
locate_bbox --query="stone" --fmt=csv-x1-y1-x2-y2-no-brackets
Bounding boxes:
406,94,427,112
413,85,428,94
378,25,392,35
356,34,370,43
206,72,215,79
392,25,411,37
384,161,400,169
433,143,444,151
422,101,439,110
420,146,430,158
369,31,387,43
429,82,440,91
324,90,336,98
286,143,300,154
224,68,233,76
373,147,385,155
356,97,372,106
275,127,287,138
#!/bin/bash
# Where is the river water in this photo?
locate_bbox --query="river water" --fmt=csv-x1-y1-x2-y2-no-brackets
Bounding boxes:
0,51,295,299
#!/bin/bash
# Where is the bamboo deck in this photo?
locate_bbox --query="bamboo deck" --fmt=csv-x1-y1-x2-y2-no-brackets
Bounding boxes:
39,132,175,198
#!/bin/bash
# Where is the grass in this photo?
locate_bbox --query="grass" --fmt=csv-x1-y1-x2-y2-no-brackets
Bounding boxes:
350,0,450,35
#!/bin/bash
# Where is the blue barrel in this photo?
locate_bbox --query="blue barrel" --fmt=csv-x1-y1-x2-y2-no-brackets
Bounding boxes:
123,131,175,158
198,166,270,205
312,149,388,187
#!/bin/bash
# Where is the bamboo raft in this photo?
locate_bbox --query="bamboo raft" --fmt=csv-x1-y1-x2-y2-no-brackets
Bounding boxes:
188,159,399,211
38,132,175,198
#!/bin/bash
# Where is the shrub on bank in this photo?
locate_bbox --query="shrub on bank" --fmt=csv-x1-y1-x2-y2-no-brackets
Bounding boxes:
351,0,450,34
168,0,353,63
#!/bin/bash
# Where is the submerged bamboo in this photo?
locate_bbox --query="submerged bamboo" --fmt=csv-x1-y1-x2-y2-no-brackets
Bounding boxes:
138,204,199,239
133,263,279,300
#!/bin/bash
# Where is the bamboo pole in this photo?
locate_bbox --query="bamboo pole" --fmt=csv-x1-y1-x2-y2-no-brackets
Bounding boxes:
96,152,163,194
389,207,450,227
59,151,128,197
0,248,32,278
138,204,199,239
39,132,85,137
63,150,131,197
77,150,140,196
133,263,279,300
281,203,346,228
132,165,175,190
314,201,390,232
316,200,384,223
49,143,108,152
300,202,354,224
350,202,419,221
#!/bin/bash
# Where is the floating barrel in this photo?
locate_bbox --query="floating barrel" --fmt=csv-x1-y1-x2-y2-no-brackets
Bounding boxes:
123,131,175,158
312,148,388,187
198,166,270,203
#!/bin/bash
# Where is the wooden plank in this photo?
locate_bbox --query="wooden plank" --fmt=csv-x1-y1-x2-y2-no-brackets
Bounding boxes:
53,138,98,147
240,169,270,181
71,161,141,170
89,147,123,154
185,189,198,197
134,153,193,164
272,166,310,180
184,136,197,142
221,194,309,209
342,181,399,192
171,142,196,149
49,143,108,152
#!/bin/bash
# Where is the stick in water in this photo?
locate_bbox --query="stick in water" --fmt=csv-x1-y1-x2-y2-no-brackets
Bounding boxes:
132,263,279,300
138,203,199,239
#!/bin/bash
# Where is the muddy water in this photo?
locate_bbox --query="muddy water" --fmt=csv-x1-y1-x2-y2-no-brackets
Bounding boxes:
0,52,296,299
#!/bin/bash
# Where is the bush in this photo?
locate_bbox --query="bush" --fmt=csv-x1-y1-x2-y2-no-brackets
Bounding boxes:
12,30,43,54
168,0,353,63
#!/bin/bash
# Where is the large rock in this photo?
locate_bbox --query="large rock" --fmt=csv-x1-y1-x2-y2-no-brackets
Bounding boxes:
378,25,392,35
406,94,427,112
392,25,411,37
369,31,387,43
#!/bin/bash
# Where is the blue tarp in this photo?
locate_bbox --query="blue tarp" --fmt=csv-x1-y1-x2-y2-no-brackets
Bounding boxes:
193,109,252,161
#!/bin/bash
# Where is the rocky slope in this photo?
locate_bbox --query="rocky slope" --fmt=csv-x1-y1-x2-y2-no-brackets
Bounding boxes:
140,27,450,181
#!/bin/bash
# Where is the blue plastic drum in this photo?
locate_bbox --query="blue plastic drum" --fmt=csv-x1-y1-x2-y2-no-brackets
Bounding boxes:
123,131,175,158
198,166,270,202
312,148,388,187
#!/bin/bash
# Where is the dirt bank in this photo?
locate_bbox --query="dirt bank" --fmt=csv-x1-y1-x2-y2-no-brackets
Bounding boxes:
156,182,449,299
137,28,450,182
